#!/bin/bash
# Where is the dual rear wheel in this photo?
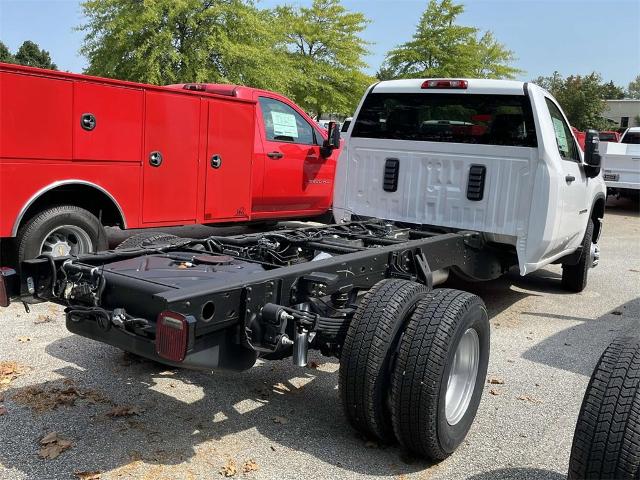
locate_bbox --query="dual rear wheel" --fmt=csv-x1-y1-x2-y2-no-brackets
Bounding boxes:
339,279,490,460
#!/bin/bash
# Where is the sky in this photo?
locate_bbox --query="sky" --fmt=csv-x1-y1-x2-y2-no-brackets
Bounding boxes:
0,0,638,87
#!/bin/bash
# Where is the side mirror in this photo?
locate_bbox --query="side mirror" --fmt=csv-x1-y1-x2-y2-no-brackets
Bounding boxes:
320,121,341,157
583,129,602,178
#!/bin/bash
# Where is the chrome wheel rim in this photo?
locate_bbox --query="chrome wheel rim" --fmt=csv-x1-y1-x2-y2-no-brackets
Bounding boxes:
445,328,480,425
39,225,93,257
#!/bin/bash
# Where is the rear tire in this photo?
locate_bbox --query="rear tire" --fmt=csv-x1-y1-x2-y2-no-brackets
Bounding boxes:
339,279,429,442
568,337,640,479
391,289,490,461
562,219,594,293
16,205,107,263
116,232,178,250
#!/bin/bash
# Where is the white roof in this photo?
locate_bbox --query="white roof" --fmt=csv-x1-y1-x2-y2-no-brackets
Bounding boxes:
373,78,527,96
625,127,640,132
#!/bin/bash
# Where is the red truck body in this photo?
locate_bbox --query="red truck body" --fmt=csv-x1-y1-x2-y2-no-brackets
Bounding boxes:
0,63,337,243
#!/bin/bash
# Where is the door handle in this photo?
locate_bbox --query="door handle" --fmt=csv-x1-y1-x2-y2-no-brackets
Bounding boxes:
565,174,575,184
210,154,222,169
149,151,163,167
267,151,284,159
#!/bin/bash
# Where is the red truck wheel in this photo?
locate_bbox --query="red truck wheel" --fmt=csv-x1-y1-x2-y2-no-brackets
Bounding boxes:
16,205,107,262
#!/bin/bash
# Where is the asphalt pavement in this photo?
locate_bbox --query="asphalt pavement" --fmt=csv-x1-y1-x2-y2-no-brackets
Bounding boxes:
0,197,638,480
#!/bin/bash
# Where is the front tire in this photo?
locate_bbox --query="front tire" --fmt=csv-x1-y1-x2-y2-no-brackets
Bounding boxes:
16,205,107,262
391,289,490,461
568,337,640,479
562,219,595,293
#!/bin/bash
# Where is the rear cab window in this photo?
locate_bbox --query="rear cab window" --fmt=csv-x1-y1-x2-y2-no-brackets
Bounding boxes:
545,98,580,162
258,97,316,145
351,92,537,147
622,132,640,144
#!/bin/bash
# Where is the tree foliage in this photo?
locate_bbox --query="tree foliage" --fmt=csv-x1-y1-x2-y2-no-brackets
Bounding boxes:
79,0,372,116
533,71,624,130
379,0,520,80
0,42,14,63
14,40,57,69
0,40,57,69
275,0,373,117
80,0,289,91
628,74,640,99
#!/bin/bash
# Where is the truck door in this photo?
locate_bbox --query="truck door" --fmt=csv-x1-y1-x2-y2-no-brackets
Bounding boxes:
253,96,335,214
545,97,589,248
142,91,200,223
203,99,253,221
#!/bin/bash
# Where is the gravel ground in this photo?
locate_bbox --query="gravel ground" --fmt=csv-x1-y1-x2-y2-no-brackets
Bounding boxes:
0,197,638,480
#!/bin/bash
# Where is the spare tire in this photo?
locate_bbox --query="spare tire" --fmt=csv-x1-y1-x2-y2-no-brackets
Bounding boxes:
116,232,178,250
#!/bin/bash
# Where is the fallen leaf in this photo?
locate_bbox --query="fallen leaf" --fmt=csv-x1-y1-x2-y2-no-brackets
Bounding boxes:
242,459,259,473
308,361,319,369
107,405,143,417
74,472,101,480
34,314,54,324
611,311,623,316
219,459,237,477
17,336,31,343
487,377,504,385
272,415,288,425
489,389,501,396
517,395,542,404
269,445,276,452
13,384,107,413
273,383,290,393
39,432,72,459
0,361,27,389
0,405,7,415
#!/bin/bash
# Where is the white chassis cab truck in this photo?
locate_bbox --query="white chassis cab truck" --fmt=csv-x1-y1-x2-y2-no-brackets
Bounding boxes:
600,126,640,198
334,78,607,290
0,79,606,465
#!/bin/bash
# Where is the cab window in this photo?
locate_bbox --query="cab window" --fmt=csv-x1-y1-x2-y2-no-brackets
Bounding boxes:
259,97,316,145
545,98,580,162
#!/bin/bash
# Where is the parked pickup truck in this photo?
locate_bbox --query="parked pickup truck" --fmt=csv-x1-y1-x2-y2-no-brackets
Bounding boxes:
0,79,605,462
0,63,338,264
600,126,640,197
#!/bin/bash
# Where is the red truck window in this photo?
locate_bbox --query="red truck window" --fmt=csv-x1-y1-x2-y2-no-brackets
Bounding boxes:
258,97,316,145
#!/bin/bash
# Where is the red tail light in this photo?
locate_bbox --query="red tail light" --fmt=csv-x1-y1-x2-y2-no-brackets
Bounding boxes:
421,80,468,89
156,311,194,362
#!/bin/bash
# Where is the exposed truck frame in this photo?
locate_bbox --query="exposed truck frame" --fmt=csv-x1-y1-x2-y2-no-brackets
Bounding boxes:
2,219,513,460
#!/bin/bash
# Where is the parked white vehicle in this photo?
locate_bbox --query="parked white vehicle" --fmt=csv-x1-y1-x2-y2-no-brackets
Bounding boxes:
334,78,607,290
601,126,640,196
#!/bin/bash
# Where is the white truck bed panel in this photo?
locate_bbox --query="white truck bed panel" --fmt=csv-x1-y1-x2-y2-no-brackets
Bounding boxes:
334,139,536,238
601,142,640,190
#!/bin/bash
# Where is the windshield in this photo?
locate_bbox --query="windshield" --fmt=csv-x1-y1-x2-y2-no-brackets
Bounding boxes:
351,93,537,147
622,132,640,144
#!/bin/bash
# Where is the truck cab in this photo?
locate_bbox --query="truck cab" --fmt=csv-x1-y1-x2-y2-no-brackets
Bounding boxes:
334,78,606,276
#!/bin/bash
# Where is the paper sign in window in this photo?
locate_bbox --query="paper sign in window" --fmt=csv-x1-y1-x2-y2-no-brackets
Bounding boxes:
552,117,569,154
271,111,299,138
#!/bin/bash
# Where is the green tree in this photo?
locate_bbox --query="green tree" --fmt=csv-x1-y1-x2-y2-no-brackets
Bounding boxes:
599,80,625,99
628,74,640,99
79,0,289,91
380,0,520,80
0,41,15,63
275,0,373,117
14,40,57,69
533,71,615,130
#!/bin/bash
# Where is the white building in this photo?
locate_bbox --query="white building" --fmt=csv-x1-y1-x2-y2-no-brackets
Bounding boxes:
603,99,640,128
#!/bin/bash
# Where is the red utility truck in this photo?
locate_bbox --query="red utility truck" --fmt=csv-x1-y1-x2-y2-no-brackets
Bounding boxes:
0,63,339,263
